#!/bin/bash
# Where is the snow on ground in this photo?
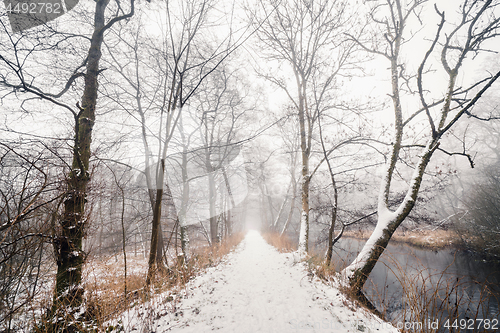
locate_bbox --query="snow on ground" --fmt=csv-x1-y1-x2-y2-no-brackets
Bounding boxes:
110,230,398,333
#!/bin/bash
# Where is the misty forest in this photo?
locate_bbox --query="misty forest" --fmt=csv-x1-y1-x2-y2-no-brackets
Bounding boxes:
1,0,500,332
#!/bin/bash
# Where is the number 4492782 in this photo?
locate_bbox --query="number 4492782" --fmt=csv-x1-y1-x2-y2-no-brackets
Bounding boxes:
444,318,499,330
5,2,63,15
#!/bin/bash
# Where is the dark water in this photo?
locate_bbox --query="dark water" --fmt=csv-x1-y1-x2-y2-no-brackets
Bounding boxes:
331,237,500,332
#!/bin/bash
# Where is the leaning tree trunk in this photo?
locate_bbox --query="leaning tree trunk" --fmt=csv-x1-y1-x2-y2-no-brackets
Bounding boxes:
271,186,289,232
280,176,297,236
341,0,500,301
341,33,406,295
343,139,438,293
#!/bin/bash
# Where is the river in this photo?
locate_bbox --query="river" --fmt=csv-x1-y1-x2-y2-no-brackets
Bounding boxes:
331,237,500,332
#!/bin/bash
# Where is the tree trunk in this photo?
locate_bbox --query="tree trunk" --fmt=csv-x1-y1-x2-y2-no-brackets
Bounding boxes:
146,158,167,285
208,170,219,244
298,173,310,254
343,140,438,292
296,72,310,255
50,0,110,328
146,187,164,285
179,157,190,260
264,183,275,228
318,110,338,266
325,180,338,266
179,223,189,260
119,185,127,297
164,181,180,260
222,167,234,235
342,26,406,293
272,188,288,232
156,223,165,265
280,177,297,236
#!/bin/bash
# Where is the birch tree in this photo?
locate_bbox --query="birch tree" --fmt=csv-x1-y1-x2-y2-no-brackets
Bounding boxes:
250,0,361,254
343,0,500,298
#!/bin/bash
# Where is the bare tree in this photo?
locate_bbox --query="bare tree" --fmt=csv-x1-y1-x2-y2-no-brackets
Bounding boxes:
102,0,244,284
0,0,135,328
250,0,362,254
193,67,248,244
276,111,301,236
0,140,61,331
343,0,500,299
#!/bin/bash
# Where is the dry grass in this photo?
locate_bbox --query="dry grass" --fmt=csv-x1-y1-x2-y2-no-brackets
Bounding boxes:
343,228,459,250
263,233,340,290
304,255,338,282
32,233,245,332
264,233,341,297
84,260,147,326
262,232,297,253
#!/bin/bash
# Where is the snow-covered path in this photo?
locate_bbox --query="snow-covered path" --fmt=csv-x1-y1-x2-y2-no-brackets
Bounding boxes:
115,231,397,332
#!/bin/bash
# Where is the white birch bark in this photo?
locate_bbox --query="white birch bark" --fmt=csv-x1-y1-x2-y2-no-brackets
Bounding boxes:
297,174,310,256
343,139,437,278
342,0,500,293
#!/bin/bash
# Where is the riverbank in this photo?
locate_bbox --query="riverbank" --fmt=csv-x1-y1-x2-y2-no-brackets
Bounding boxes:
342,228,459,251
342,228,500,263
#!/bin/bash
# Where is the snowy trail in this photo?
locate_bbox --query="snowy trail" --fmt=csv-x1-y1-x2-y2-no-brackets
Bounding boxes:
116,231,397,333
